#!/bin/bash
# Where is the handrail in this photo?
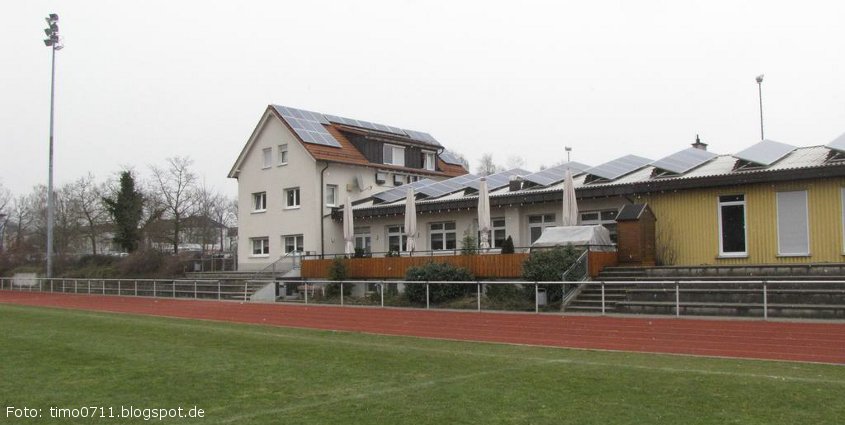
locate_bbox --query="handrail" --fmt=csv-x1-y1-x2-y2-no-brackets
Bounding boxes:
299,244,616,261
562,249,589,281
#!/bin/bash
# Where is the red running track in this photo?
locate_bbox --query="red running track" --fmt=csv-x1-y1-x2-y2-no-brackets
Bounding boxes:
2,291,845,364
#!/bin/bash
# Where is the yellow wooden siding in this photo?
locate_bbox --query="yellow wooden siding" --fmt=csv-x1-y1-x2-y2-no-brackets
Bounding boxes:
633,177,845,265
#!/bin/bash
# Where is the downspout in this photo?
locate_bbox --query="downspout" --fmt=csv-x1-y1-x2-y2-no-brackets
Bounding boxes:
319,161,330,259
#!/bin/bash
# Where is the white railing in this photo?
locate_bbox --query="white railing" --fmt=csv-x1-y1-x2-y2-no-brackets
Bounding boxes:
3,277,844,320
0,277,265,301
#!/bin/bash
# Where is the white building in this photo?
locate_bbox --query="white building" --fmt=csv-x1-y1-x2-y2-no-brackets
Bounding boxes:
228,105,468,271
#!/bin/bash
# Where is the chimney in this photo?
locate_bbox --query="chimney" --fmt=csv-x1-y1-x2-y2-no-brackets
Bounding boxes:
691,134,708,151
508,175,523,192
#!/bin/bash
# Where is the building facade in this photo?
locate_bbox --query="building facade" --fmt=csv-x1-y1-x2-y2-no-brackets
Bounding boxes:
228,105,467,270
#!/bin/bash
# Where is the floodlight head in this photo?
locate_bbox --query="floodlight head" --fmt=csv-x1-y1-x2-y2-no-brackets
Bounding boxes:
47,13,59,23
43,38,54,46
755,74,764,83
565,146,572,152
44,28,53,36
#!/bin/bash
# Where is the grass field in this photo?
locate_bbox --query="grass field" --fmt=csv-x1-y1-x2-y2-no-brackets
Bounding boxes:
1,304,844,424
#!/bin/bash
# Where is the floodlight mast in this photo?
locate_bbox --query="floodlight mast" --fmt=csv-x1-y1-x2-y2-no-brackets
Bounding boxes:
756,74,764,141
43,13,62,278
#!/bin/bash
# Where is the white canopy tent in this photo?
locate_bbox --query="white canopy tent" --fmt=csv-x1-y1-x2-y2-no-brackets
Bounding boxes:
530,225,615,251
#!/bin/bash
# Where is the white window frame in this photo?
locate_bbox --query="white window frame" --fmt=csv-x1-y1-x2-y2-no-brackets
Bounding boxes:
252,192,267,212
776,190,810,256
250,237,270,257
383,144,406,166
278,144,288,165
528,214,556,244
423,151,436,171
476,218,507,248
580,209,619,243
283,235,304,254
393,174,404,186
354,227,372,254
387,224,407,253
717,194,748,257
429,221,457,251
262,148,272,169
325,185,338,207
285,187,300,209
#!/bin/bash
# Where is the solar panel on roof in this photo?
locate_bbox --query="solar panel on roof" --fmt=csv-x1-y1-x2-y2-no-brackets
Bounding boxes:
440,151,465,166
827,132,845,153
586,155,652,181
272,105,342,148
404,129,442,147
522,162,591,186
464,168,530,190
650,148,717,175
373,179,435,203
734,139,796,166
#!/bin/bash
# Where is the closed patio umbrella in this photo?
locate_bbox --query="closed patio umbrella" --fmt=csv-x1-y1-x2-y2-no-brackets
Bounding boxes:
343,195,355,256
404,188,417,252
561,168,579,226
477,177,491,249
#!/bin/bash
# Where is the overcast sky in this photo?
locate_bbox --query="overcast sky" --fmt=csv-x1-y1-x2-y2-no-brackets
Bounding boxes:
2,0,843,198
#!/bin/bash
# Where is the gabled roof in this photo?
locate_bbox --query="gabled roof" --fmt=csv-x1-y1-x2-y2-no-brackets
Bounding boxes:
228,105,468,178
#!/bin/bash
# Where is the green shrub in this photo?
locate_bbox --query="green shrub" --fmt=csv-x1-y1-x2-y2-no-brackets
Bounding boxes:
521,245,580,304
404,262,475,304
501,236,515,254
327,258,348,281
460,230,477,255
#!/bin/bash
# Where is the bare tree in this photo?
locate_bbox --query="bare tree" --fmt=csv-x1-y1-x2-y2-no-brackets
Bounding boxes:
149,156,198,254
506,155,526,170
64,174,110,255
476,153,502,176
194,183,229,254
0,182,11,252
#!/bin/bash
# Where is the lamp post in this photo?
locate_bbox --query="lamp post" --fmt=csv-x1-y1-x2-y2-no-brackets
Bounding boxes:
43,13,62,278
755,74,764,141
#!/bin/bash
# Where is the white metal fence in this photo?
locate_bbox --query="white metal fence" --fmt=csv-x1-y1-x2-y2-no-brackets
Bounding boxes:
2,277,844,319
0,277,265,301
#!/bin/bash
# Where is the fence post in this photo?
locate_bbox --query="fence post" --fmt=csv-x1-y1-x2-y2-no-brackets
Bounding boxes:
535,283,539,313
74,280,78,293
305,283,309,304
477,283,481,312
425,283,430,309
153,281,157,297
340,281,344,306
102,280,105,295
173,281,177,298
601,281,606,315
244,280,248,301
675,281,680,317
217,281,221,301
380,281,384,308
194,281,197,299
763,281,768,320
134,280,138,296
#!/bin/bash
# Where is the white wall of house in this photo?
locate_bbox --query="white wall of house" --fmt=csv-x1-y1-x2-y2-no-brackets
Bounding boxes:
235,113,443,270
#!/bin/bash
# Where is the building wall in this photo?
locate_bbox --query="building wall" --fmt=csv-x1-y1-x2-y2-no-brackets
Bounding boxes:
236,114,449,270
635,177,845,266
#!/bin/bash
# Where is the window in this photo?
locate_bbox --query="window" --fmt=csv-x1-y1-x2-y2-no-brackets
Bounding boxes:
407,175,420,183
430,221,457,251
528,214,556,243
580,209,619,242
278,144,288,165
251,237,269,256
285,188,300,208
477,218,506,248
375,172,387,185
718,195,747,256
252,192,267,212
387,225,407,252
325,185,338,207
354,227,372,254
383,144,405,166
393,174,404,186
283,235,304,254
423,151,436,171
262,148,272,168
777,190,809,256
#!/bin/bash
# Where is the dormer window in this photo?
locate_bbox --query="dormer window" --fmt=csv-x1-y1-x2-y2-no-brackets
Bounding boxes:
423,151,436,171
383,144,405,166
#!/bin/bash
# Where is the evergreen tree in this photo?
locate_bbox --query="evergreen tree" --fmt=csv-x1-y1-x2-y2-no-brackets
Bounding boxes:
103,171,144,252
